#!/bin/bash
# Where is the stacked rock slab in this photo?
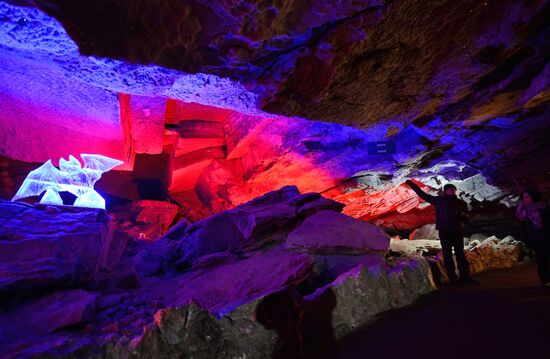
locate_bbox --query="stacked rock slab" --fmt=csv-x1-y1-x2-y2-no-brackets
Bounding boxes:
0,200,130,355
0,200,117,294
108,186,431,358
125,258,434,359
0,188,525,358
132,185,348,273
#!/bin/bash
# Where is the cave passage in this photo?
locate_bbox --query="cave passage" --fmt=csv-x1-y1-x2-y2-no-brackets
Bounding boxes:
325,263,550,359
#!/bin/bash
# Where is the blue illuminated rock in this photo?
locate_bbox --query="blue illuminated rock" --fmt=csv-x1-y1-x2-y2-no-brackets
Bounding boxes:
0,200,121,293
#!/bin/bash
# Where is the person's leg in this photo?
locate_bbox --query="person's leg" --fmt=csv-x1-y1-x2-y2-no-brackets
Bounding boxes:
439,231,457,283
452,233,470,280
534,243,550,285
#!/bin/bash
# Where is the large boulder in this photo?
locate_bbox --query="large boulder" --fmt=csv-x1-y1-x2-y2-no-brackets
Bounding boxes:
305,258,435,340
285,210,390,254
409,223,439,240
178,212,247,266
129,256,434,359
0,289,98,334
166,186,345,267
0,200,118,293
175,247,315,317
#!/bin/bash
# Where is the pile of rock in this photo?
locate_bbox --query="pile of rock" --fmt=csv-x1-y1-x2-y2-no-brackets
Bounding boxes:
390,228,524,283
0,187,436,358
132,185,386,276
0,200,126,295
0,200,130,345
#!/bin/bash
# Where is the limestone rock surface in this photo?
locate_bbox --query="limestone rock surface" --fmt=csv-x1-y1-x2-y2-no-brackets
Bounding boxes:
409,223,439,240
142,186,346,268
0,200,115,293
286,210,390,254
0,289,98,334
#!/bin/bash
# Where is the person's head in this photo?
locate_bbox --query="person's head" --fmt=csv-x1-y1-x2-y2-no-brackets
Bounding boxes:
443,183,457,196
522,188,542,205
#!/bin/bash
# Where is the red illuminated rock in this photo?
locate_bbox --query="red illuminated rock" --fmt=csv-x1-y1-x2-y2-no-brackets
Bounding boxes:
128,200,179,240
373,206,437,232
124,95,166,155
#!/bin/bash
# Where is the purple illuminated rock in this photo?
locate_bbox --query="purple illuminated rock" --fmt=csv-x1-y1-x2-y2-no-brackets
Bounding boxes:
294,194,345,217
134,188,340,273
0,289,98,334
175,247,315,317
0,200,119,293
178,212,246,265
285,210,390,254
171,186,347,266
226,200,297,240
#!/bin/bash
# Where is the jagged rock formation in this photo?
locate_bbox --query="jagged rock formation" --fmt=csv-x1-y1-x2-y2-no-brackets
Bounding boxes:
0,188,527,358
0,200,125,294
0,1,547,358
390,235,524,283
0,1,549,210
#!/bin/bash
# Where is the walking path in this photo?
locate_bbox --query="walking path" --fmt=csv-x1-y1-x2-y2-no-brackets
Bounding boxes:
324,262,550,359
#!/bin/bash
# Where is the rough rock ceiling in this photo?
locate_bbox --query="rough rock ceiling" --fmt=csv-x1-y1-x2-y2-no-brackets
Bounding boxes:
0,0,549,223
30,0,550,125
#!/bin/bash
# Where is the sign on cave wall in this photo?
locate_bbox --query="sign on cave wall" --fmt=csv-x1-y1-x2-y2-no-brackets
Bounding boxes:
367,141,396,155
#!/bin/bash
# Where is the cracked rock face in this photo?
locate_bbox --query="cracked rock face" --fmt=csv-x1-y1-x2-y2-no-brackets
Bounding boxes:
30,0,550,125
1,0,549,211
0,1,549,223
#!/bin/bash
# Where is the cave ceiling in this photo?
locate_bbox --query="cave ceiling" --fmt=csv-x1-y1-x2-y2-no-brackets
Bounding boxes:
0,0,549,220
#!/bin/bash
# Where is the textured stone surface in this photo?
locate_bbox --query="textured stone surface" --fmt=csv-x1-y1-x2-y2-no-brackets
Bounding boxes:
311,258,434,339
175,247,315,317
286,210,390,254
126,95,167,155
0,289,98,334
158,186,349,267
5,0,545,198
409,223,439,240
132,256,434,359
0,2,546,356
389,235,524,282
0,200,113,293
466,236,524,274
0,195,526,359
29,1,549,128
0,1,549,210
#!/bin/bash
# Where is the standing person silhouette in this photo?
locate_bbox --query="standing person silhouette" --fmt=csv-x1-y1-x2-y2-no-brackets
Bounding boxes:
516,189,550,286
405,180,476,285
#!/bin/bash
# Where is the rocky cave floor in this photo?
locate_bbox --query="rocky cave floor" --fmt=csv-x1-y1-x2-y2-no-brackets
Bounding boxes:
0,186,531,359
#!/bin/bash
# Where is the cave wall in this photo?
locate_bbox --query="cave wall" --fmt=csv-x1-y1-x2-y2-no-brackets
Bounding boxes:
0,0,549,227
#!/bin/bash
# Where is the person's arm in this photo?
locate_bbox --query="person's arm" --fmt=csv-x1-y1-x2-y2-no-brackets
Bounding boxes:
515,201,526,221
405,180,437,204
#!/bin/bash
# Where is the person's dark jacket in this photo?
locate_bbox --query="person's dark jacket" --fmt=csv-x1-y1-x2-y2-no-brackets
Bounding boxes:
406,181,469,233
517,203,550,248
